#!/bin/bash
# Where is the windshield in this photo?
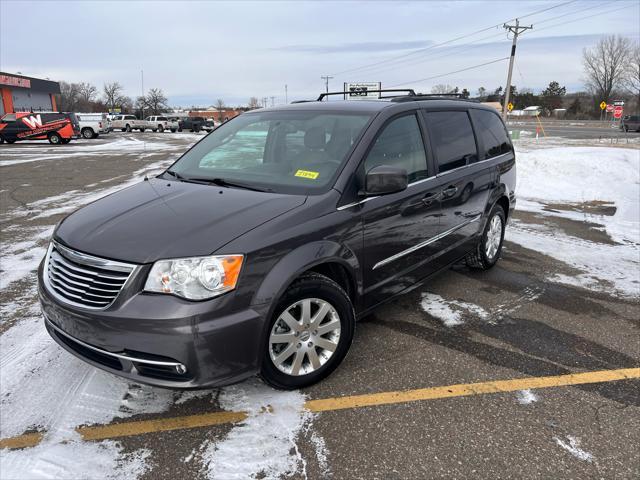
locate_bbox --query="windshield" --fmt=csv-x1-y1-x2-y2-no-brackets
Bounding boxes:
168,111,372,194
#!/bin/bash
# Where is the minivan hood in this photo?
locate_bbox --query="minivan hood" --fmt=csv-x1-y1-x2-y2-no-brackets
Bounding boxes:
55,178,306,263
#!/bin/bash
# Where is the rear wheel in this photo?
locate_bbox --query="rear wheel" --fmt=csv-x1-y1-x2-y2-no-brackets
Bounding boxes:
466,204,506,270
81,128,94,139
158,125,164,132
48,132,62,145
125,124,131,132
260,272,355,390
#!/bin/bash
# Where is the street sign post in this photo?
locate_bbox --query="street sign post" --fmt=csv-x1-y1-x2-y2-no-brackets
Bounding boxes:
613,105,624,119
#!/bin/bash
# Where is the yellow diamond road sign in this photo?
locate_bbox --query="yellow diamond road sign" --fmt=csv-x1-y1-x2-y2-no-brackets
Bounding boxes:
507,102,514,112
600,101,607,110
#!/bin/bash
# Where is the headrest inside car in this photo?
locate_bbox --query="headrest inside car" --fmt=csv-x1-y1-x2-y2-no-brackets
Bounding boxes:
304,126,326,150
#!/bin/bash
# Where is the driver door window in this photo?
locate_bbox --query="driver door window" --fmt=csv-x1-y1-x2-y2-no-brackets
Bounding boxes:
364,114,428,183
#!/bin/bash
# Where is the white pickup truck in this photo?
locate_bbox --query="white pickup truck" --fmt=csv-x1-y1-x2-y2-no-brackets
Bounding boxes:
110,114,146,132
76,113,110,139
144,116,178,133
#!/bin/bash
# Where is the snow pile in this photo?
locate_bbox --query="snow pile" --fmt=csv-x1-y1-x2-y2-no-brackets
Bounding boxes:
511,145,640,297
515,146,640,245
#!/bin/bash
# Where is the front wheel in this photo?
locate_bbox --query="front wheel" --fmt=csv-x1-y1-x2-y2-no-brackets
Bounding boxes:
260,272,355,390
466,204,506,270
48,132,62,145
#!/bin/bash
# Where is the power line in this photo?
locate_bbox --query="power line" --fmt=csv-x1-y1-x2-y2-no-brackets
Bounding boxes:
331,0,576,77
388,57,510,87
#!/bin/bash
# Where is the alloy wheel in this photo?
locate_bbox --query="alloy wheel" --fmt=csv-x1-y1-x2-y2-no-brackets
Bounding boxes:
485,214,503,260
269,298,341,376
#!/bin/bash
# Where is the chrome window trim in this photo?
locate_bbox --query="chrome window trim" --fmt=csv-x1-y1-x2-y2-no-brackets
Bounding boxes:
45,317,185,368
336,152,511,211
43,242,138,311
372,214,482,270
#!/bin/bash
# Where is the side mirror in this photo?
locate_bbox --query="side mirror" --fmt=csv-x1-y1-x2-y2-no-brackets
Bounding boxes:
362,165,408,196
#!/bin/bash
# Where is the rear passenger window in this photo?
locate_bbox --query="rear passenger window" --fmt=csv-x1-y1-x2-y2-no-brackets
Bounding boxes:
470,109,512,159
425,111,477,173
364,114,428,182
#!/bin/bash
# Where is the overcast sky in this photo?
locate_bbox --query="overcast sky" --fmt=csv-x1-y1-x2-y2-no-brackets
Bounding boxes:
1,0,638,107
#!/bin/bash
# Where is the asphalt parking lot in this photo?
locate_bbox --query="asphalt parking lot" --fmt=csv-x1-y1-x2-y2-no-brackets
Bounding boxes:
1,129,639,479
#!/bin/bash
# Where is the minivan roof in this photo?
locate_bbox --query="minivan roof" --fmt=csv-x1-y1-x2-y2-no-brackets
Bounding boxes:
252,98,497,114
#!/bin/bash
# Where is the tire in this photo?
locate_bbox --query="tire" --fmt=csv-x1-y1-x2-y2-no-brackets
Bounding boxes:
61,138,71,144
48,132,62,145
81,128,94,139
170,128,177,133
125,124,131,132
260,272,355,390
624,126,629,132
158,125,164,133
6,139,15,144
121,128,126,132
140,128,146,132
178,127,183,132
466,204,506,270
152,129,157,132
0,136,4,144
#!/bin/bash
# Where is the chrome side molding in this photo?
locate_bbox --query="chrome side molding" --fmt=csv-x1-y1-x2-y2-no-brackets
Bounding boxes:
373,214,481,270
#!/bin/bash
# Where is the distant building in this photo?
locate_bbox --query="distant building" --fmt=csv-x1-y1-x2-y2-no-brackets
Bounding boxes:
0,72,61,115
188,107,241,122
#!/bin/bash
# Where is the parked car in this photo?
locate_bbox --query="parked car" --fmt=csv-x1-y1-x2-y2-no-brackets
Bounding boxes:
202,118,217,131
178,116,205,132
76,113,110,139
144,116,178,133
0,112,80,144
111,114,146,132
39,91,516,390
620,115,640,132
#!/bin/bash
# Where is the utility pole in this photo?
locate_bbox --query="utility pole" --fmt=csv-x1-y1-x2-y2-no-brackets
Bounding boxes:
502,19,532,119
321,75,333,99
270,96,275,107
285,84,288,104
140,69,145,119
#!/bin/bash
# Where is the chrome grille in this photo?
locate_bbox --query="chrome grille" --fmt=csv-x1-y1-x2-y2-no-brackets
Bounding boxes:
44,242,136,310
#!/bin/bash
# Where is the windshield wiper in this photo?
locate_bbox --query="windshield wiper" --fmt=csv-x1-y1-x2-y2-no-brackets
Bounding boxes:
207,178,272,192
164,171,270,192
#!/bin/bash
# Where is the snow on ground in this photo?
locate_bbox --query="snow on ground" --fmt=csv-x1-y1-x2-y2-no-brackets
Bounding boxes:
516,390,538,405
553,435,594,462
420,293,489,326
511,142,640,297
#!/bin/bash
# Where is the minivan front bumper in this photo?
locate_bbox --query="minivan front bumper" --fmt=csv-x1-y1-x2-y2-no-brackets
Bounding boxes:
38,260,267,389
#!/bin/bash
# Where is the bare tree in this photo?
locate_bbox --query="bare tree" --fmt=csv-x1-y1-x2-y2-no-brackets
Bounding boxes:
430,84,455,94
77,82,97,103
582,35,633,103
248,97,260,109
622,41,640,97
215,98,225,111
144,88,168,115
477,87,487,100
103,82,125,111
57,81,81,111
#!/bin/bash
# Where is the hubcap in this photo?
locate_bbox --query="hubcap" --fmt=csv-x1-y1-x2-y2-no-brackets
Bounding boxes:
485,214,503,260
269,298,341,376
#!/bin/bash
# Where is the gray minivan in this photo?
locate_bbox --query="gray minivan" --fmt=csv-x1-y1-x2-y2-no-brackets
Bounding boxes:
38,91,516,390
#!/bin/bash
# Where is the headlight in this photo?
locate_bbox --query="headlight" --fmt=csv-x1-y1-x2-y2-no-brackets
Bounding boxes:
144,255,243,300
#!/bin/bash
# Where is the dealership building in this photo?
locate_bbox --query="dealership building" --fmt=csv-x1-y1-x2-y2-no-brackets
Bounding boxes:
0,72,61,116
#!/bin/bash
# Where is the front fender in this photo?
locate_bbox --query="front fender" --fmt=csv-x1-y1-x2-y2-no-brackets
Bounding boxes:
251,240,360,309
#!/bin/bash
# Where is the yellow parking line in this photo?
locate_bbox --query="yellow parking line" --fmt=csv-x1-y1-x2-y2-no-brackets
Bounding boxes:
1,368,638,450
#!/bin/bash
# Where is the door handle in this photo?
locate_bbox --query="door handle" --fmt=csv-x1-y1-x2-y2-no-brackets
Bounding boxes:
442,185,458,198
421,192,440,206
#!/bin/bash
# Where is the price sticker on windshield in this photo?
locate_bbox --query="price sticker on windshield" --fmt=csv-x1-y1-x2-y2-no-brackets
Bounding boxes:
295,170,319,180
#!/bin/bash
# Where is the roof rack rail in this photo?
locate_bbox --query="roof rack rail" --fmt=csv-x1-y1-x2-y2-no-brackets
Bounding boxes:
391,93,476,103
317,89,416,101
